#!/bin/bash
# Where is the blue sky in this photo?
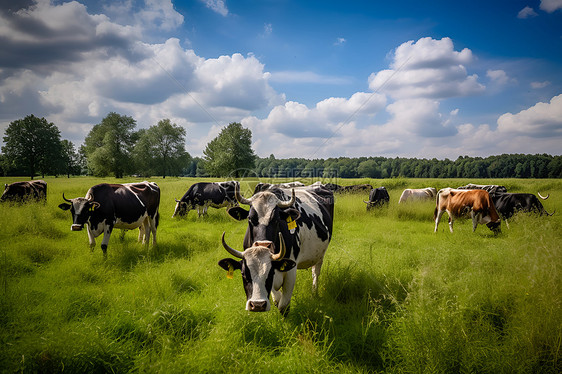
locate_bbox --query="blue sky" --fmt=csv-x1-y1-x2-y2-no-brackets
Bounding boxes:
1,0,561,159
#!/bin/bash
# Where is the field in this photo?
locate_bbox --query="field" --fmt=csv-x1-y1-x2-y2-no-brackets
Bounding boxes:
0,176,561,373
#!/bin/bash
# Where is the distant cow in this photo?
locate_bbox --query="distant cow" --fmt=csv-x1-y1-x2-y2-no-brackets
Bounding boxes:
340,184,373,193
59,182,160,256
1,180,47,202
434,188,501,234
363,187,390,210
220,184,334,313
253,181,305,194
457,184,507,194
173,181,238,218
490,192,553,228
398,187,437,203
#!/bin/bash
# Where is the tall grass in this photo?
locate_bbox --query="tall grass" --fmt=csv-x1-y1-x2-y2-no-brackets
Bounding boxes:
0,177,560,373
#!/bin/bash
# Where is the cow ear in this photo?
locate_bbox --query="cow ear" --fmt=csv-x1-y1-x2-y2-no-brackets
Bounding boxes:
218,259,242,279
227,206,249,221
272,259,296,272
58,203,71,211
280,208,300,221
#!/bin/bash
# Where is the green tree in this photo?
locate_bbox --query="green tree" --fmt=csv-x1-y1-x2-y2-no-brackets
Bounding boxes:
133,119,190,178
2,115,61,179
203,122,256,177
60,140,80,178
83,112,136,178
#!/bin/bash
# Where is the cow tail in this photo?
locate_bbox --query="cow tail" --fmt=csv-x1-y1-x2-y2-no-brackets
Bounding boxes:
155,211,160,228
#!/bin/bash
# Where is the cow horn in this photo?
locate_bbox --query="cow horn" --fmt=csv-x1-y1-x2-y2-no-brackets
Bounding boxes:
363,200,369,204
62,193,72,203
538,192,549,200
271,232,286,260
175,198,180,203
277,189,295,208
235,183,252,205
221,232,244,259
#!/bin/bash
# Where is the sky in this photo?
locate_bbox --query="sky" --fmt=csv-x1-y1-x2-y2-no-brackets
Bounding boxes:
1,0,561,160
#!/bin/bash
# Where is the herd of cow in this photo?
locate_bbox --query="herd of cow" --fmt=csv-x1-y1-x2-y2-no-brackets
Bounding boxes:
1,179,554,314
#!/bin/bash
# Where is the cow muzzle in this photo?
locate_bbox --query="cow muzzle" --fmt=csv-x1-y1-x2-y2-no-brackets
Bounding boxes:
247,300,270,312
71,224,84,231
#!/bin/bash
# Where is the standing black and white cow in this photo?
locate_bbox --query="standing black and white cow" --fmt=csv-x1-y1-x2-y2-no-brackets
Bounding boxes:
363,187,390,210
219,184,334,314
1,180,47,202
58,181,160,257
172,181,239,218
489,192,553,228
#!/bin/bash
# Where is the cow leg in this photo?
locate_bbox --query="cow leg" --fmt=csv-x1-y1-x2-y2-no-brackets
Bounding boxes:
277,269,297,315
471,211,479,232
448,213,454,233
138,225,145,243
142,218,151,247
87,225,96,251
434,209,445,232
311,259,323,295
100,226,113,258
150,215,157,245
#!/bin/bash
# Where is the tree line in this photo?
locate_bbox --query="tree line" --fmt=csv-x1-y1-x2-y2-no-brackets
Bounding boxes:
2,113,561,179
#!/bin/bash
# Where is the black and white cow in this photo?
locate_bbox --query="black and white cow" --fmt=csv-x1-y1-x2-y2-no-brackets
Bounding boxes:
1,180,47,202
58,181,160,257
457,183,507,194
363,187,390,210
172,181,238,218
490,192,553,228
219,184,334,314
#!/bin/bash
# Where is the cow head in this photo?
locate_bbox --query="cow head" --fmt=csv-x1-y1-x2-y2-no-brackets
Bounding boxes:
172,199,194,218
219,232,296,312
227,186,300,248
58,193,100,231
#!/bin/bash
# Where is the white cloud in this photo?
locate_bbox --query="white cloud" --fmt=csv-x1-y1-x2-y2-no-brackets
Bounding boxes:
531,81,551,89
334,37,346,46
200,0,228,16
518,6,538,19
497,94,562,136
540,0,562,12
486,69,516,86
368,37,485,100
262,23,272,37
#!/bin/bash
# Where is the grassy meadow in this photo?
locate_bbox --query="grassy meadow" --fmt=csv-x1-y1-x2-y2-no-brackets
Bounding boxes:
0,176,560,373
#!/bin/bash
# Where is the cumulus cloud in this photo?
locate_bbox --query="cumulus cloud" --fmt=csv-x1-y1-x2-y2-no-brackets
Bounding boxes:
497,94,562,137
518,6,538,18
368,37,485,100
540,0,562,12
200,0,228,16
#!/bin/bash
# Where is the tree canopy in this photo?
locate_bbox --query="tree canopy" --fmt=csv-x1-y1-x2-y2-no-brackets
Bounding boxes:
203,122,256,177
133,119,191,178
83,112,137,178
2,115,62,179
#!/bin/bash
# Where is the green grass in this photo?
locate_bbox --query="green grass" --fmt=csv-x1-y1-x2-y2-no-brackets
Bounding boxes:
0,176,561,373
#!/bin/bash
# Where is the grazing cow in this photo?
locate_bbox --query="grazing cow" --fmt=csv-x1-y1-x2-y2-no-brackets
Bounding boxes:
490,192,553,228
457,183,507,194
1,180,47,202
398,187,437,203
434,188,501,234
172,181,239,218
340,184,373,193
58,181,160,256
363,187,390,210
219,184,334,314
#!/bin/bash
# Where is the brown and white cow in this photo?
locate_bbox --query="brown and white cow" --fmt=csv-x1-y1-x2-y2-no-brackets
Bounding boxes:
434,188,501,234
398,187,436,203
